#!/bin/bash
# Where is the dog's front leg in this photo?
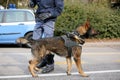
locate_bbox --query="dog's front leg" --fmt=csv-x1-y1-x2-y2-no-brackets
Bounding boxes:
74,58,88,77
73,47,88,77
66,57,72,75
28,59,39,77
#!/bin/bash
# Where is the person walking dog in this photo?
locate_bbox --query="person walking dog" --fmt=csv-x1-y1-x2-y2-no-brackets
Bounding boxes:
28,0,64,73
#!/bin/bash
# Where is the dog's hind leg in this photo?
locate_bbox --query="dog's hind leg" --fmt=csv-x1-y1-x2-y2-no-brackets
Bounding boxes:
66,57,72,75
73,47,88,77
28,58,39,77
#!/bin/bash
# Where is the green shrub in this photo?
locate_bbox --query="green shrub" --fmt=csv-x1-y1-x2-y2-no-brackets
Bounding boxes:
55,2,120,38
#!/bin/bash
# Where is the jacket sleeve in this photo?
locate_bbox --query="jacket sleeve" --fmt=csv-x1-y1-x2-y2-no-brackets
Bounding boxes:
49,0,64,17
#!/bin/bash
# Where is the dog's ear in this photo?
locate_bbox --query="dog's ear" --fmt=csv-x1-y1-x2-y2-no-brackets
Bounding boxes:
16,37,29,44
84,18,90,29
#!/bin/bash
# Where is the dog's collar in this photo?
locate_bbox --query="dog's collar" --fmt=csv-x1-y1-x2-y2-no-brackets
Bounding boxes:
66,31,85,45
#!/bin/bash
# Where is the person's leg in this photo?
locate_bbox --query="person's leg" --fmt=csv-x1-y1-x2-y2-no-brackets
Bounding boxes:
32,21,49,69
32,22,44,40
37,53,54,73
36,21,55,73
42,21,55,38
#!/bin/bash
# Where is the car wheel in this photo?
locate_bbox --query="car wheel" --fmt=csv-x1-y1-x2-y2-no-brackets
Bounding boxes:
25,32,33,47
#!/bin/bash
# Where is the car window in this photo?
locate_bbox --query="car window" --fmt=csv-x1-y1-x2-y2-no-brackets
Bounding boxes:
15,11,25,22
0,12,4,23
26,11,35,21
5,11,25,23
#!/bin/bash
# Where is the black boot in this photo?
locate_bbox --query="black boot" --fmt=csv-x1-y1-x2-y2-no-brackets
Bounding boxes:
41,54,54,73
46,54,54,65
36,54,54,73
36,55,48,68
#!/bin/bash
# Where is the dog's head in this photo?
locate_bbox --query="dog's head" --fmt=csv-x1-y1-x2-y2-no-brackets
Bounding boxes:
76,19,98,39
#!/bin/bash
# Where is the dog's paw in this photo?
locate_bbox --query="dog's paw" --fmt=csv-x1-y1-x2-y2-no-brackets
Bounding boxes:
81,74,89,77
66,71,71,76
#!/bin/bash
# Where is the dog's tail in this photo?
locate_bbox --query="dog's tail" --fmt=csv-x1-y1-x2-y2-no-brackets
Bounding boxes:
16,37,29,44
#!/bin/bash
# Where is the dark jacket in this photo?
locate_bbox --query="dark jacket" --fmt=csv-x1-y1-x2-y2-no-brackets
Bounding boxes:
30,0,64,21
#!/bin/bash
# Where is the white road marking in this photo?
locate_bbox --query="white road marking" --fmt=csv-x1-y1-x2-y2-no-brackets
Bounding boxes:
0,70,120,79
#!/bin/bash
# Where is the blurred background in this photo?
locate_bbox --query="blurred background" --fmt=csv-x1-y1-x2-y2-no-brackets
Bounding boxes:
0,0,120,39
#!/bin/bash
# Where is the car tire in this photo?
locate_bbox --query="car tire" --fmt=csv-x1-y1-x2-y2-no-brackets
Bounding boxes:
25,32,33,47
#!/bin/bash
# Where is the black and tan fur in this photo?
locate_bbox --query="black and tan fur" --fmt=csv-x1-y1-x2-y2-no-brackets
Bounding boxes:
17,19,97,77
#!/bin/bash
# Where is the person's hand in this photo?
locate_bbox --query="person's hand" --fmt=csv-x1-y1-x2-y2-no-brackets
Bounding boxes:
38,13,51,20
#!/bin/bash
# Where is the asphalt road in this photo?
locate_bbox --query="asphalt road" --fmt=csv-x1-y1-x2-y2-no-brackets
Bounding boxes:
0,42,120,80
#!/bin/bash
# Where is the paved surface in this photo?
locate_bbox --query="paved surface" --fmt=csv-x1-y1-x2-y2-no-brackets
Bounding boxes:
0,41,120,80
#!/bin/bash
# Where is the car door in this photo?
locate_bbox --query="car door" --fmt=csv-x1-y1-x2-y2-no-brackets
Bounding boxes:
0,10,29,43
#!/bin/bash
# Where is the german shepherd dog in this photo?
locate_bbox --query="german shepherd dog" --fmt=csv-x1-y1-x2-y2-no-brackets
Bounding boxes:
17,19,97,77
